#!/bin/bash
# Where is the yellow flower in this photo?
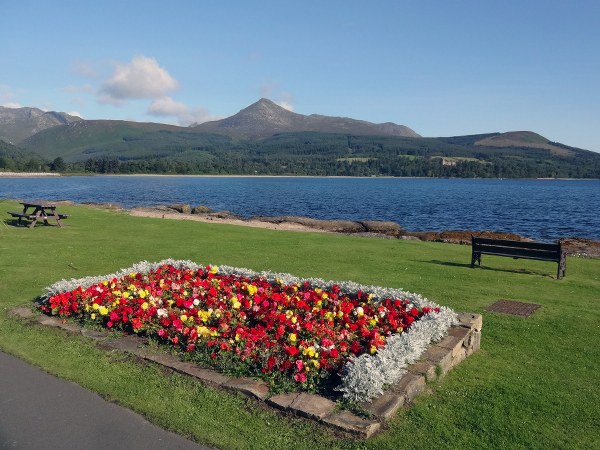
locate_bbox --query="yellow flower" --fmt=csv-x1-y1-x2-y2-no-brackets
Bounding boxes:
302,347,317,358
291,316,297,324
90,313,96,320
123,292,130,299
288,333,297,343
232,301,241,309
102,281,108,286
180,314,188,322
246,284,257,296
139,290,147,299
370,345,377,354
196,326,212,337
369,318,378,327
141,302,149,311
356,306,364,317
92,303,99,310
210,265,219,274
311,359,320,368
322,293,328,300
197,310,212,322
99,306,109,316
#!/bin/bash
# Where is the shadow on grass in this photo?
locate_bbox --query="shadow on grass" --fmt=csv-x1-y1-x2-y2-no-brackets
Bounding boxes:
427,259,555,278
3,218,62,228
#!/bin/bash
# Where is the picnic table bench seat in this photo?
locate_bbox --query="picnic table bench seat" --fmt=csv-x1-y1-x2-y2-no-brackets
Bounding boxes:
8,211,69,220
471,236,566,279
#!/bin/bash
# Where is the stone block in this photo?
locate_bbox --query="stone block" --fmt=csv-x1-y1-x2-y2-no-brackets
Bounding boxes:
466,330,482,354
266,393,299,410
223,377,270,400
8,307,35,318
172,362,231,387
437,334,466,358
80,328,107,340
142,351,182,368
456,313,483,331
391,373,426,403
408,360,438,381
103,335,142,353
37,316,63,327
360,391,405,420
322,410,381,439
447,326,470,340
452,347,467,366
56,322,83,334
422,345,453,375
289,393,336,420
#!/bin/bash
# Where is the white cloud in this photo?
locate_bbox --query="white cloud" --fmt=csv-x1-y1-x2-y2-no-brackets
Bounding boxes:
276,100,294,111
148,96,215,126
259,82,294,111
67,111,83,118
98,55,179,105
148,96,188,116
1,102,21,108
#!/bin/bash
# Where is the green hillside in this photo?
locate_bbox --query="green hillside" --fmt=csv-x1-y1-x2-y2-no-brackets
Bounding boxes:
15,120,600,178
0,139,47,171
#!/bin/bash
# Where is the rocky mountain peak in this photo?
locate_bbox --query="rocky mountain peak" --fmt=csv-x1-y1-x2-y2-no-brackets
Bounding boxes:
193,99,420,139
0,106,82,144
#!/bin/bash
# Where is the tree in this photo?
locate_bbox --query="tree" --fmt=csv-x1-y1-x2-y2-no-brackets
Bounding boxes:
50,157,66,172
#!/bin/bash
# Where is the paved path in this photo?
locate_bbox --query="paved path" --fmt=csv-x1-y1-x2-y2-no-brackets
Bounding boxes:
0,351,214,450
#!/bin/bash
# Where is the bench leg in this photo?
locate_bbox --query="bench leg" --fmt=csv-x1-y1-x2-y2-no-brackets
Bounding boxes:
471,252,481,268
557,253,567,279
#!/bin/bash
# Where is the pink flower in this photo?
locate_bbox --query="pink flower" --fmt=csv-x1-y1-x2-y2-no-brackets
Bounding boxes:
294,372,307,383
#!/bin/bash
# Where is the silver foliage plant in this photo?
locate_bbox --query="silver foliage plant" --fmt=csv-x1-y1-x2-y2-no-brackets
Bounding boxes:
40,259,458,402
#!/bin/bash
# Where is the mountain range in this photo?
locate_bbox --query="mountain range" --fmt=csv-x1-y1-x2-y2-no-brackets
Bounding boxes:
192,98,420,139
1,99,599,178
0,106,82,144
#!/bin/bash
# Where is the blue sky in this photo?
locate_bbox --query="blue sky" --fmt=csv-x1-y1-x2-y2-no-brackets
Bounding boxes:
1,1,599,152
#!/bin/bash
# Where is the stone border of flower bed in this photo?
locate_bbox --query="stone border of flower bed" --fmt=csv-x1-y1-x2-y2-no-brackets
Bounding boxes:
9,307,481,439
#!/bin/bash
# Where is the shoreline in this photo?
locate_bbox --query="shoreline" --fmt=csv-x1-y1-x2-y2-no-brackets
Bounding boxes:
123,204,600,257
2,172,599,181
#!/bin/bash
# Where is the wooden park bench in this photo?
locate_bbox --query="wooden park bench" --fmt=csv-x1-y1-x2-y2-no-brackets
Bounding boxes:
471,236,566,279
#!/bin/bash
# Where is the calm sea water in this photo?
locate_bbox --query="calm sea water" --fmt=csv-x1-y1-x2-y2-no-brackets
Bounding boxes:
1,176,599,241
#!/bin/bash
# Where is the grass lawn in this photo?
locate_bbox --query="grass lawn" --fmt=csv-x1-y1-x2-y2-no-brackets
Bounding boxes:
1,199,599,449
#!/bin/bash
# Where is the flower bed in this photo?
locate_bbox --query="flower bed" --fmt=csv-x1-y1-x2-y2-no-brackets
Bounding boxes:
39,259,457,402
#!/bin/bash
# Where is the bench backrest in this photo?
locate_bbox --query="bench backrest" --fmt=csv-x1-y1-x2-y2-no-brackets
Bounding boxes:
472,237,562,262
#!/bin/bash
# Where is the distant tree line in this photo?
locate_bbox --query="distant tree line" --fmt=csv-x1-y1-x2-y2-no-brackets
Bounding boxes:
3,132,600,178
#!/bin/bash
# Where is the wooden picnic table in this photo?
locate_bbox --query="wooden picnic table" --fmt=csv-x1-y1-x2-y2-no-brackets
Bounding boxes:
7,202,68,228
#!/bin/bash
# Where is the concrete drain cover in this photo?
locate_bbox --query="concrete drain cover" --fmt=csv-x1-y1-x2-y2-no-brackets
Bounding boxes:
486,300,541,317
